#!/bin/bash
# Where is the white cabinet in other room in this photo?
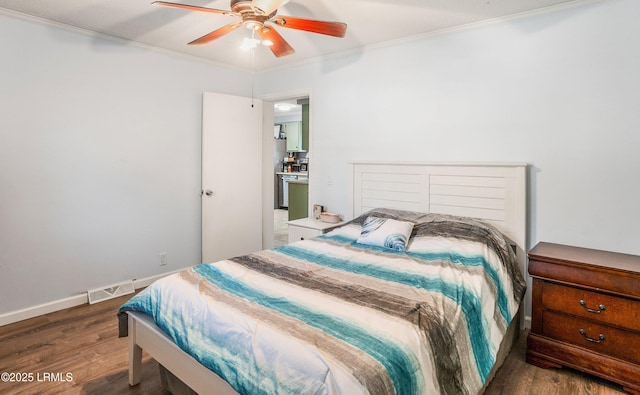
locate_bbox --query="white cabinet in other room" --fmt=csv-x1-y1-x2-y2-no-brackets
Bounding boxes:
283,122,303,152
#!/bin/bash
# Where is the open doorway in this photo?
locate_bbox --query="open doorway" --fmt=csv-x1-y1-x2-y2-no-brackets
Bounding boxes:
272,96,309,247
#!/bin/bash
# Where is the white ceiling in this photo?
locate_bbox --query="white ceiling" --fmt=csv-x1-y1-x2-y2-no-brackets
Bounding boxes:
0,0,581,72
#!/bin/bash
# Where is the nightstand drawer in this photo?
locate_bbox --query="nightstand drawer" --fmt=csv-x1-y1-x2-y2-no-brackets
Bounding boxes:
288,226,322,243
542,282,640,332
543,310,640,364
287,218,346,244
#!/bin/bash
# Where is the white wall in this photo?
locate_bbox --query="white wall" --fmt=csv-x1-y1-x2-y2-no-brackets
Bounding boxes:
0,12,252,314
258,0,640,321
259,0,640,256
2,0,638,320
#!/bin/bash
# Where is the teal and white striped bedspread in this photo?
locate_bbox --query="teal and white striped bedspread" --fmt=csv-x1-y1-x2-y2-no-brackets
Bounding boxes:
119,209,526,395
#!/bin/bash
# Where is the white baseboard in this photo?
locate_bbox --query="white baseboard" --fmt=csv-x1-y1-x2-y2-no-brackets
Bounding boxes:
0,268,186,327
132,268,184,289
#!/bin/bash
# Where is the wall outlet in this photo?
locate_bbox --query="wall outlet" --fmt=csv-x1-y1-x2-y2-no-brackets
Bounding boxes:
159,252,167,266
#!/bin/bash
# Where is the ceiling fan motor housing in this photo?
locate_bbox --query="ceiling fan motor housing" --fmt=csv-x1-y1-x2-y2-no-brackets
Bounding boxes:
231,0,276,30
231,0,276,17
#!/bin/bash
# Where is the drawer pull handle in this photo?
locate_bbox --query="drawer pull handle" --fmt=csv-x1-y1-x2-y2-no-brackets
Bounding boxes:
579,299,605,314
579,329,606,343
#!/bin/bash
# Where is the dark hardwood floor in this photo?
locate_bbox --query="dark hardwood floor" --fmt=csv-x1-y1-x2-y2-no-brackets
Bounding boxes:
0,292,163,395
0,292,629,395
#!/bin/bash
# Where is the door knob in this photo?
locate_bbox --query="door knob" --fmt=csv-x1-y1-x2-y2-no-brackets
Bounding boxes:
204,189,213,196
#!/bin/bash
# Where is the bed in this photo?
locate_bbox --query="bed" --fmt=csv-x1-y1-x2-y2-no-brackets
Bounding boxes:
118,162,528,395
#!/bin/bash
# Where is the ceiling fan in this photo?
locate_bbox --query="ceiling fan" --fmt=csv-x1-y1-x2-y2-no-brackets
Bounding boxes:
152,0,347,57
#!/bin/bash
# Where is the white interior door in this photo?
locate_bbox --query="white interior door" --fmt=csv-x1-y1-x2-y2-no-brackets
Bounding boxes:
202,92,263,263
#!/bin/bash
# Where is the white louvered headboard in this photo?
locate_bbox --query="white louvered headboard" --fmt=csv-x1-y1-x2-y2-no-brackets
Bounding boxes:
350,162,528,276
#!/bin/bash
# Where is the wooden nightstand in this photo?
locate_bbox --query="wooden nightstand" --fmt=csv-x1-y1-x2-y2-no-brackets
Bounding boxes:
287,217,345,243
527,242,640,394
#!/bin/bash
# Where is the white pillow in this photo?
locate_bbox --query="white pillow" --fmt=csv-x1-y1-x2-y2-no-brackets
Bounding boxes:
357,216,414,251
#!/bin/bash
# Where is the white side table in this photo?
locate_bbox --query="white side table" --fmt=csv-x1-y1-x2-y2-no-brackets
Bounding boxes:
287,217,345,243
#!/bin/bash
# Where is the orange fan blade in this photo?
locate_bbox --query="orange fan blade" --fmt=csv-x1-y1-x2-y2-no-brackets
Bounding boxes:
152,1,232,16
272,16,346,38
257,27,295,57
189,22,243,45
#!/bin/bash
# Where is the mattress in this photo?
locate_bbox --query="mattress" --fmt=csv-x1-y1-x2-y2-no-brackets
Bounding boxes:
119,208,526,395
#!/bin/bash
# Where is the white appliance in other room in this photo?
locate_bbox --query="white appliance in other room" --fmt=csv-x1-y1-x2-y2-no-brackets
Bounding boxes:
273,139,286,208
279,175,297,208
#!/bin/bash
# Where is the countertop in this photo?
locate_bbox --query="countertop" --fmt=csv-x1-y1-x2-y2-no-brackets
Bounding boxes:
288,179,308,185
276,172,308,177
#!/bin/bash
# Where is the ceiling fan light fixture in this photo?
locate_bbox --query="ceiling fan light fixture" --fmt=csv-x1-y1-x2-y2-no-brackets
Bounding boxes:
240,37,261,51
244,21,261,30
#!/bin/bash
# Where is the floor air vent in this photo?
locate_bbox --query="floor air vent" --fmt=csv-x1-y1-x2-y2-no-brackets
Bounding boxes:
87,280,135,304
